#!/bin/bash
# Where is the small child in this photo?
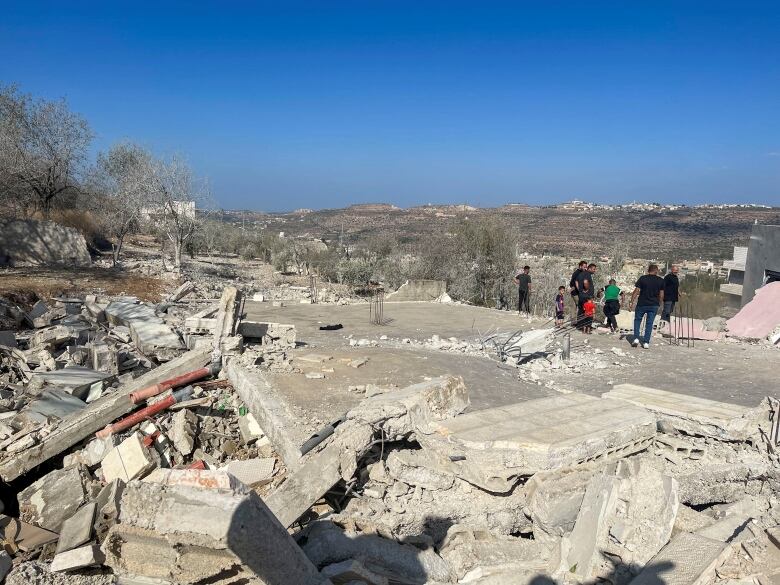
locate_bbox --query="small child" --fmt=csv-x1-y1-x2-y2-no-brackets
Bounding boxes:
554,286,565,327
582,297,596,334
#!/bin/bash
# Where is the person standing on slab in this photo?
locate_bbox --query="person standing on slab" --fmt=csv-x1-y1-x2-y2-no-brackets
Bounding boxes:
662,264,680,321
629,263,665,349
513,265,531,314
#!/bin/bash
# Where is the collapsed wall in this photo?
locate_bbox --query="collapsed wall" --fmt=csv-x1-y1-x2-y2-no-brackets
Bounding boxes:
0,219,91,266
386,280,448,302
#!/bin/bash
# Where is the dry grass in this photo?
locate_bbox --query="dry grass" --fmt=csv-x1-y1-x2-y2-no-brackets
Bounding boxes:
0,266,169,307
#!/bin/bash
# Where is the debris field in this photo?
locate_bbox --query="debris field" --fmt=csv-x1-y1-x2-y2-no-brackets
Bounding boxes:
0,278,778,585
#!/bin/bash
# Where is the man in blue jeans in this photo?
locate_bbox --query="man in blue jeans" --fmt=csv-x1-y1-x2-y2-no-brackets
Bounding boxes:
628,264,665,349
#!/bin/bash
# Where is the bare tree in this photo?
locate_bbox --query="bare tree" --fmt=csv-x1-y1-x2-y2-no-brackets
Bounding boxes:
145,155,208,271
0,85,92,217
91,142,154,265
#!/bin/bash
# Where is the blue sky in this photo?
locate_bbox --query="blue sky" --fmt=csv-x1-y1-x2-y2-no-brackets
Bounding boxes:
2,1,779,210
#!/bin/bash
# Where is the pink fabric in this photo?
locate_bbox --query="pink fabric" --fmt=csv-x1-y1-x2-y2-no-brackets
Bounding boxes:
727,281,780,339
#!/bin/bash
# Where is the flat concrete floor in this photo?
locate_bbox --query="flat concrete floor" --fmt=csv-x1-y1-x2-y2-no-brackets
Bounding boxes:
246,300,780,410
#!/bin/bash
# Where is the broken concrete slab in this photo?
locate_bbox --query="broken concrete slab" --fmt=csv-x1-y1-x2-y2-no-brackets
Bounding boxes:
105,300,157,326
130,320,184,355
0,347,211,482
385,449,455,491
103,473,328,585
266,376,469,529
604,384,766,441
142,468,247,492
0,516,58,552
18,465,87,532
184,305,218,334
22,388,88,423
563,460,679,585
418,393,656,493
33,365,112,401
213,286,242,353
238,321,297,347
302,520,452,584
385,279,447,302
50,544,105,573
167,280,195,302
439,524,552,583
226,361,308,469
629,532,727,585
225,457,275,487
524,466,596,545
237,411,264,445
101,432,157,483
56,502,97,554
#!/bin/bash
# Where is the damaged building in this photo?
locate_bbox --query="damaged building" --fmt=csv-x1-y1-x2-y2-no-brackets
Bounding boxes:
0,273,779,585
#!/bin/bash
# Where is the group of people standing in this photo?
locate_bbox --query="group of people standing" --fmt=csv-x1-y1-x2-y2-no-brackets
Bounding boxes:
514,260,681,349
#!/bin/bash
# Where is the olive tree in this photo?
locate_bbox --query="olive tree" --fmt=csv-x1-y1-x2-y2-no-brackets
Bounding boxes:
145,155,208,271
92,142,154,265
0,85,92,217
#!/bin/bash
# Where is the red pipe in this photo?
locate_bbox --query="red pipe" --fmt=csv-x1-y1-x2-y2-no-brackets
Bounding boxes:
97,387,194,439
129,363,217,404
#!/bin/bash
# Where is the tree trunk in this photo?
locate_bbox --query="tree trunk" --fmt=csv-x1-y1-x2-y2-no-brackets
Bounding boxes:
173,239,182,270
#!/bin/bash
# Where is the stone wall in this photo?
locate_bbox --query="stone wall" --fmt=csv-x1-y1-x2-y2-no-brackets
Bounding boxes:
386,279,447,302
0,219,91,266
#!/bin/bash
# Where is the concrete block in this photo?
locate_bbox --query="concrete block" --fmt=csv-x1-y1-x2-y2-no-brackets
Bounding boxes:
225,458,275,487
237,412,264,445
129,320,184,354
95,479,125,519
629,532,727,585
418,393,656,493
169,408,197,455
18,465,87,531
56,502,97,554
50,544,105,572
524,467,594,544
103,476,326,585
102,432,157,483
385,449,455,491
564,460,679,584
90,340,118,374
604,384,765,441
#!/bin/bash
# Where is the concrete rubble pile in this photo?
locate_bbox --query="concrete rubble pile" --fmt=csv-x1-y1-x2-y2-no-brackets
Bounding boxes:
0,285,778,585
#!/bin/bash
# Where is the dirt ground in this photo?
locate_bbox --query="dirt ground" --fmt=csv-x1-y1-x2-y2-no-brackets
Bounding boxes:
0,266,171,306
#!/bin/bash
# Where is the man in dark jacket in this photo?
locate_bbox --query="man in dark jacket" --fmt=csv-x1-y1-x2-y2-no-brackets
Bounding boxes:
569,260,587,320
662,265,680,321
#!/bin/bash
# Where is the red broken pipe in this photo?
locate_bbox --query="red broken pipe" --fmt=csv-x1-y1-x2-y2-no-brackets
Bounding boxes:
96,386,195,439
129,362,220,404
